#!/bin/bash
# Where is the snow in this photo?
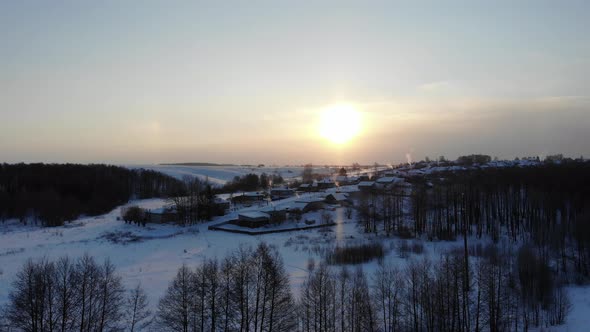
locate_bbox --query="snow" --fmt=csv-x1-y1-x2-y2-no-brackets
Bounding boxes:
0,195,355,313
238,211,270,220
2,161,589,330
1,198,588,330
375,176,403,183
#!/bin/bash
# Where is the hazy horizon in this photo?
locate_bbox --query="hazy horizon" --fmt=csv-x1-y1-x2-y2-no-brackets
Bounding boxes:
2,1,589,165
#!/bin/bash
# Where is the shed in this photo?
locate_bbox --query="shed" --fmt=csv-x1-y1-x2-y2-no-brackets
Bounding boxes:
236,211,271,228
325,193,351,206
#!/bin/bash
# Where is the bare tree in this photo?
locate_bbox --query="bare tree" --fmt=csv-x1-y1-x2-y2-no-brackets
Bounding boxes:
96,259,125,332
4,255,127,332
5,258,56,332
156,264,193,332
126,283,151,332
55,256,77,332
372,264,404,332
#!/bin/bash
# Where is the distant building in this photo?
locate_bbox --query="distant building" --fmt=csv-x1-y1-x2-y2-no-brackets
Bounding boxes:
270,188,295,200
374,177,404,190
212,197,230,214
335,176,349,186
235,211,271,228
358,175,370,182
260,206,288,223
299,183,312,192
324,193,351,206
358,181,375,192
291,197,326,213
317,178,336,190
299,182,320,192
335,176,360,186
231,192,266,205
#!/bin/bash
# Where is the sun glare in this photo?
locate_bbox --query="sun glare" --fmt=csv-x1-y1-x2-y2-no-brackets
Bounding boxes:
318,104,362,145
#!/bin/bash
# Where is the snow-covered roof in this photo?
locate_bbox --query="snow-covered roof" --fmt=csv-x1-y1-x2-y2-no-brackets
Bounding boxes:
238,211,270,219
327,193,349,201
376,176,403,183
240,192,265,197
291,202,309,211
260,205,289,213
271,188,294,192
296,197,325,204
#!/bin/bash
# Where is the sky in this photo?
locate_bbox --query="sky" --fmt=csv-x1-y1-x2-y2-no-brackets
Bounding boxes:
1,1,589,165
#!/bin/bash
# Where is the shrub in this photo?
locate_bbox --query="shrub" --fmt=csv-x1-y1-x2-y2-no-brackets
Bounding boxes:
122,206,146,225
326,243,384,265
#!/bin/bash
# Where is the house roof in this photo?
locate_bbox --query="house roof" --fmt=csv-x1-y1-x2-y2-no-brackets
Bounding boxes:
291,202,309,211
326,193,349,201
238,211,270,220
376,176,403,183
296,197,325,204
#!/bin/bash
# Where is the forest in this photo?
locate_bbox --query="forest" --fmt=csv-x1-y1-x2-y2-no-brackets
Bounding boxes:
358,162,590,278
1,242,571,332
0,163,184,227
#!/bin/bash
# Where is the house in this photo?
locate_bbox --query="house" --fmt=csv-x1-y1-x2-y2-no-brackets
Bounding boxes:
358,181,375,192
212,197,230,215
317,178,336,190
298,183,314,192
374,177,404,190
231,192,266,205
291,197,326,213
235,211,271,228
335,176,349,186
324,193,351,206
335,176,359,186
347,176,360,185
260,206,289,223
358,175,370,182
270,187,296,200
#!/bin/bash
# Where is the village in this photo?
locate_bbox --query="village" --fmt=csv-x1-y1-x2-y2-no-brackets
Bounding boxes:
133,164,420,236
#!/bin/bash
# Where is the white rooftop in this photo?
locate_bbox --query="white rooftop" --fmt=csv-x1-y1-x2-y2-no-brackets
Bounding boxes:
376,176,403,183
238,211,270,219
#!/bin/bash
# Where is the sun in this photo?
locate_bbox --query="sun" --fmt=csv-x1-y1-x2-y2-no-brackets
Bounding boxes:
318,104,362,145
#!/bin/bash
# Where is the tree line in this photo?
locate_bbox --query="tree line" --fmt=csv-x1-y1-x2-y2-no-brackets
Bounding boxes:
409,162,590,281
2,242,571,331
219,173,284,193
358,162,590,280
0,163,184,227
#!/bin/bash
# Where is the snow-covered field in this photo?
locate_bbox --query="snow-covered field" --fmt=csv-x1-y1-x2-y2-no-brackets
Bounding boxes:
0,195,384,312
1,198,589,331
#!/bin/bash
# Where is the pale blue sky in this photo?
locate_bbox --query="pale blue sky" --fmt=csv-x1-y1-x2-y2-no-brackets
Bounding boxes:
1,1,589,164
